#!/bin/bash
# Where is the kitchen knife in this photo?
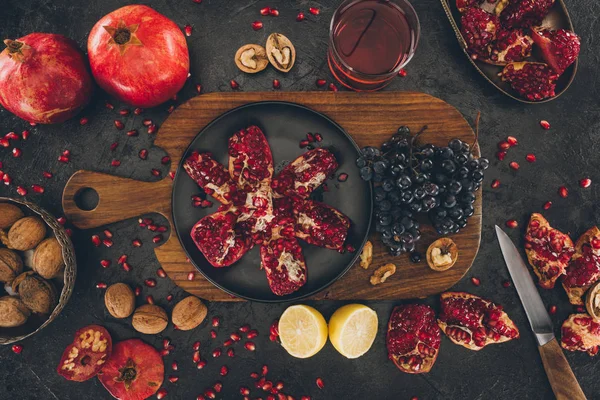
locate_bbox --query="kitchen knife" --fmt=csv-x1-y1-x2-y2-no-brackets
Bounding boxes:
495,225,587,400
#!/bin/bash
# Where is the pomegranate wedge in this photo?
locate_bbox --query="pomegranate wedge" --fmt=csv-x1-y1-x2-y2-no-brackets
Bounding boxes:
562,227,600,305
272,148,338,198
260,237,307,296
561,314,600,356
184,152,239,204
228,125,274,189
293,199,350,250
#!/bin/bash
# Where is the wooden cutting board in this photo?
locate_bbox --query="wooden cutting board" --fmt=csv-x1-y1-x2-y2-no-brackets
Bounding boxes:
62,92,481,301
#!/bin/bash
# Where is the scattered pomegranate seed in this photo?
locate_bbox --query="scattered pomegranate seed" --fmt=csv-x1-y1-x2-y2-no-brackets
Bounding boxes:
79,117,89,125
168,375,179,384
576,305,586,313
509,161,520,170
100,260,111,268
169,171,176,180
16,186,27,196
220,366,229,376
193,350,201,363
114,120,124,130
148,124,158,134
558,186,568,198
252,21,263,30
118,254,128,264
21,130,30,140
96,282,107,289
250,372,260,379
227,348,235,357
309,7,320,15
328,83,338,92
171,361,178,371
230,80,240,90
105,101,114,110
65,228,72,236
146,295,154,304
296,12,305,21
580,178,592,188
244,341,256,351
315,79,327,88
549,305,557,314
132,239,142,247
502,280,512,288
167,105,175,114
134,107,143,115
156,268,167,278
212,316,220,327
122,262,132,272
162,338,171,349
239,324,251,333
204,388,216,399
11,344,23,354
491,179,500,189
195,84,202,94
224,339,234,347
543,201,552,210
398,68,407,77
540,120,551,130
153,234,163,244
270,319,279,337
188,271,195,281
525,153,536,162
3,173,12,185
42,171,53,179
196,360,207,369
103,239,113,247
12,148,22,158
156,388,168,399
497,141,510,150
138,149,148,160
142,119,153,127
111,160,121,167
126,129,138,137
230,332,241,342
151,169,161,177
337,173,348,182
247,329,259,339
5,132,18,140
273,79,281,89
212,348,222,358
157,226,168,233
210,330,217,339
269,8,279,16
471,277,481,286
496,151,506,161
299,139,310,148
506,136,518,146
240,387,250,396
0,138,9,147
185,24,193,36
57,216,66,225
261,365,268,376
316,377,324,389
144,278,157,288
260,7,271,15
117,109,129,116
161,156,171,165
193,0,202,3
301,397,311,400
110,142,119,151
134,286,141,296
91,235,101,247
314,133,323,142
505,219,518,228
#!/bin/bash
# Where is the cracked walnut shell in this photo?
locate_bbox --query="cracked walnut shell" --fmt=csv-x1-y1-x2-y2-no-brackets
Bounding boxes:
5,216,46,251
370,263,397,285
426,238,458,272
12,271,57,314
360,241,373,269
32,237,65,279
171,296,207,331
0,296,31,327
132,304,168,334
0,203,24,229
104,283,135,319
0,248,23,283
266,33,295,72
235,44,269,73
586,281,600,321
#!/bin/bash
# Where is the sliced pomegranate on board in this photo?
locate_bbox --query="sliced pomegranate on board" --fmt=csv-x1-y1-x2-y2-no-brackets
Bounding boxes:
437,292,520,350
561,314,600,356
228,125,274,189
98,339,164,400
524,213,574,289
293,199,351,250
562,227,600,305
191,211,251,267
498,0,555,28
386,304,441,374
271,148,339,198
531,28,580,74
499,62,558,101
57,325,112,382
183,152,239,204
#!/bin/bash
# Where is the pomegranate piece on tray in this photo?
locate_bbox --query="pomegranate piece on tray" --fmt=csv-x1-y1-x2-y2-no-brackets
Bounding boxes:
499,62,558,101
57,325,112,382
386,304,441,374
498,0,555,29
460,8,499,60
272,148,339,198
561,314,600,356
531,28,580,74
437,292,519,350
293,198,351,250
562,227,600,305
228,125,274,189
524,213,574,289
184,152,240,204
483,29,533,65
260,236,308,296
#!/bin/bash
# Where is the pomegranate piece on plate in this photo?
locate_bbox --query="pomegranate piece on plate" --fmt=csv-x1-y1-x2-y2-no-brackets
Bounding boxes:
498,0,555,28
531,28,580,74
386,304,441,374
191,211,251,267
184,152,239,204
524,213,574,289
228,125,274,189
460,8,499,60
260,237,307,296
57,325,112,382
98,339,164,400
293,199,351,250
437,292,520,350
561,314,600,356
483,29,533,65
562,227,600,305
272,148,338,198
499,62,558,101
236,186,275,240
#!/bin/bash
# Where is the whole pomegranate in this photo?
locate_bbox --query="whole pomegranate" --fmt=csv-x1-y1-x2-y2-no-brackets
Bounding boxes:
0,33,93,124
88,5,189,107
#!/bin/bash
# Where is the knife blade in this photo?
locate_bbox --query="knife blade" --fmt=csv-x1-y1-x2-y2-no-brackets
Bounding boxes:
495,225,554,346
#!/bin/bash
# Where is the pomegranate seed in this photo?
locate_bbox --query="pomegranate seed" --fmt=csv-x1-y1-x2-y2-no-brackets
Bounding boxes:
145,278,157,287
196,360,207,369
166,294,173,302
230,79,240,90
114,120,124,130
11,344,23,354
337,173,348,182
153,234,163,244
110,142,119,151
79,117,89,125
227,348,235,357
309,7,320,15
168,375,178,383
105,101,114,110
151,168,161,177
122,262,132,272
167,105,175,114
148,124,158,134
195,84,202,94
525,153,536,163
156,388,168,399
193,350,201,363
301,397,311,400
58,154,70,163
138,149,148,160
247,329,259,339
273,79,281,89
117,108,129,116
3,173,12,185
96,282,107,289
170,361,178,371
502,280,512,288
162,338,171,349
270,320,279,337
239,324,251,333
185,24,193,36
543,201,552,210
296,12,305,21
314,133,323,142
540,120,551,130
261,365,268,376
91,235,101,247
299,139,310,148
496,151,506,161
111,160,121,167
252,21,263,30
213,382,223,393
244,341,256,351
240,387,250,395
491,179,500,189
161,156,171,165
12,148,22,158
134,286,141,296
146,295,154,304
230,332,241,342
316,79,326,87
42,171,53,179
316,377,324,389
21,130,30,140
250,372,260,379
576,306,586,313
505,219,518,228
204,389,216,399
65,228,73,237
118,254,127,264
328,83,338,92
188,271,195,281
210,330,217,339
580,178,592,188
134,108,143,115
260,7,271,15
126,129,138,137
212,317,220,327
102,238,113,247
506,136,518,146
220,365,228,376
100,260,111,268
549,305,557,314
269,8,279,16
143,119,153,127
157,268,167,278
398,68,407,77
157,226,168,233
509,161,520,170
213,348,222,358
471,277,481,286
558,186,568,198
132,239,142,247
3,131,16,139
497,141,510,150
193,0,202,3
16,186,27,196
0,138,9,147
56,216,66,225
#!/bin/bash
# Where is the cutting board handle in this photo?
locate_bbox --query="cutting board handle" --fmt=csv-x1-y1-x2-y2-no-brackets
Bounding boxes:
62,170,172,230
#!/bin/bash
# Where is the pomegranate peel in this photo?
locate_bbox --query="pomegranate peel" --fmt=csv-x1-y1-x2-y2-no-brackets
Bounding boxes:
57,325,112,382
561,313,600,356
562,227,600,305
531,28,580,74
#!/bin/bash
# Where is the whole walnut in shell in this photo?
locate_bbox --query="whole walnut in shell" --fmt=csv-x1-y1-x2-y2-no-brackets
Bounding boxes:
6,216,46,251
104,283,135,319
32,237,64,279
132,304,168,334
12,272,57,314
171,296,207,331
0,248,23,283
0,296,31,327
0,203,24,229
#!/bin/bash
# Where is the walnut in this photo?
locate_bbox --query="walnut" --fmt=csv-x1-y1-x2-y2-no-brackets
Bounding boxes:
12,271,57,314
32,237,64,279
132,304,168,334
104,283,135,319
370,263,397,285
0,248,23,283
360,241,373,269
235,44,269,73
266,33,296,72
171,296,207,331
0,296,30,327
0,203,24,229
426,238,458,272
586,281,600,320
6,216,46,251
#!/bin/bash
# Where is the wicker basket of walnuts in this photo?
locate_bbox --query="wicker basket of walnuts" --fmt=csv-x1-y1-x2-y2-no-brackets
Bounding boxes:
0,197,76,344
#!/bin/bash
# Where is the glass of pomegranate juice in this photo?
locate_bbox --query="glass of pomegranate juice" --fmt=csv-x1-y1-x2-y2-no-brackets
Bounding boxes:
328,0,420,91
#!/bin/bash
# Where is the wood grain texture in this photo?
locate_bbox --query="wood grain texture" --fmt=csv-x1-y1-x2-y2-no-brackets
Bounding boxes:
62,91,481,301
538,338,587,400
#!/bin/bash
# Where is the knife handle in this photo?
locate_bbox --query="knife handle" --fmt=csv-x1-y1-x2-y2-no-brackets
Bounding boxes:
538,338,587,400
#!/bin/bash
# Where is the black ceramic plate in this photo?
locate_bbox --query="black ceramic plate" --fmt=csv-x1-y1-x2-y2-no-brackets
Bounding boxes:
172,102,372,302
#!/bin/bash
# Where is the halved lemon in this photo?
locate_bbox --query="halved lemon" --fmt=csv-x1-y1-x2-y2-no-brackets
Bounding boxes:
278,305,328,358
328,304,378,359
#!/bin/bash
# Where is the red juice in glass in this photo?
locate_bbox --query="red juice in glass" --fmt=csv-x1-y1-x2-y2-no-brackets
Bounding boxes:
328,0,420,91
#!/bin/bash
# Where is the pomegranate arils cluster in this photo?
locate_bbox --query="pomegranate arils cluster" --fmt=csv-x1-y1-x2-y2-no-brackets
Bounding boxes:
500,62,558,101
531,28,580,74
461,8,499,59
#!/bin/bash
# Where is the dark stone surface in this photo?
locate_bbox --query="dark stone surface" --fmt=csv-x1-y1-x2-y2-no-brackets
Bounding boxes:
0,0,599,399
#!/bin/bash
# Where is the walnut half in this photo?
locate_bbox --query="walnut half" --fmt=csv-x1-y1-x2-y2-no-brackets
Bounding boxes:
360,241,373,269
426,238,458,272
586,281,600,320
370,263,396,285
235,44,269,74
266,33,296,72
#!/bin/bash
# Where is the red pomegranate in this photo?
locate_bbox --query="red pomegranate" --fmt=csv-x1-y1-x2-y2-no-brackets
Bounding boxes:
87,5,189,108
0,33,93,124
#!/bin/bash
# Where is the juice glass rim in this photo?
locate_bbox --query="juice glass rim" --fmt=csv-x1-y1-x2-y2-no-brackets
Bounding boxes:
328,0,421,80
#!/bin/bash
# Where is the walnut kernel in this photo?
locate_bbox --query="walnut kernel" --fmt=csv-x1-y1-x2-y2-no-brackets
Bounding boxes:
426,238,458,271
235,44,268,73
266,33,296,72
360,241,373,269
370,263,397,285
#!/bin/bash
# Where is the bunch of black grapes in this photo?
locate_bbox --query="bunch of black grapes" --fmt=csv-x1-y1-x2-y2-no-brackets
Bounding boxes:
358,126,488,256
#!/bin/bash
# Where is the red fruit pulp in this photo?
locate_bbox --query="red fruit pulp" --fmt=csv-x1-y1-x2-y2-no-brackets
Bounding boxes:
57,325,112,382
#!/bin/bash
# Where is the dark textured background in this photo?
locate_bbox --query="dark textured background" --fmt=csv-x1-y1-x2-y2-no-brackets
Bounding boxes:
1,0,599,399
